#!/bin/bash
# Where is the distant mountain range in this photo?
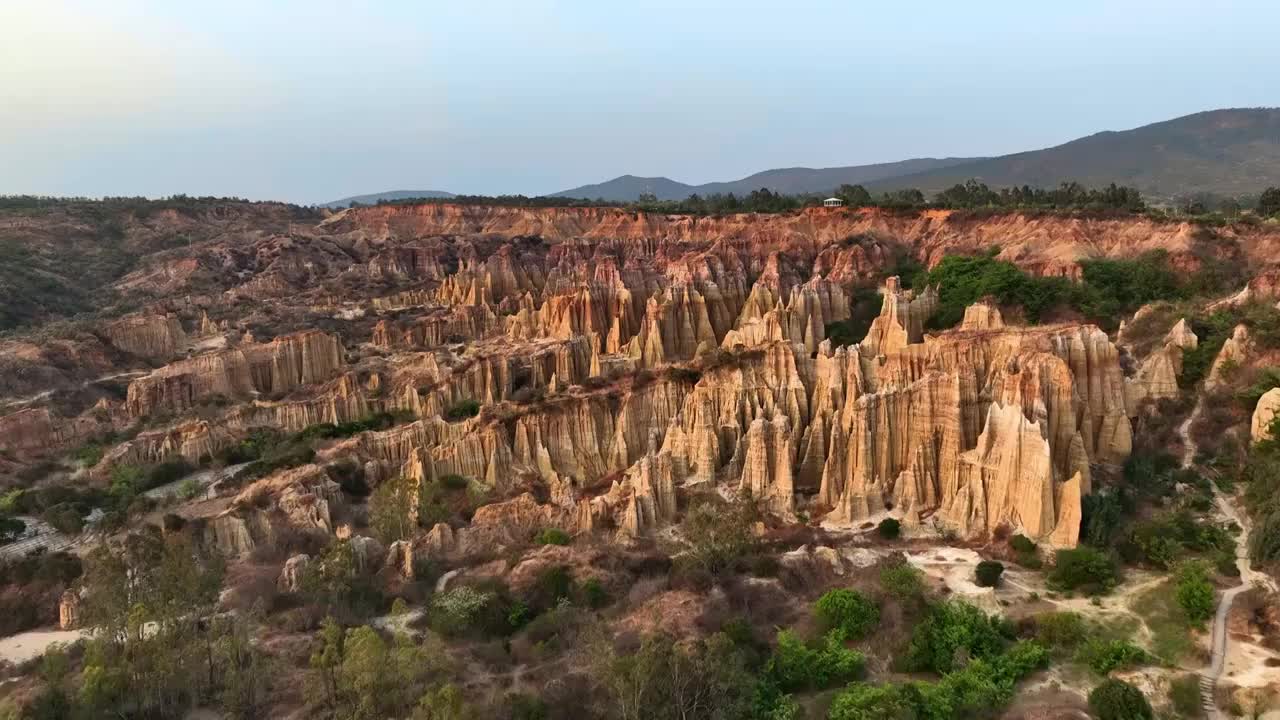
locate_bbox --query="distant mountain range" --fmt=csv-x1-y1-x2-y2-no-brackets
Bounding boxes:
322,189,454,208
550,158,984,201
863,108,1280,199
323,108,1280,206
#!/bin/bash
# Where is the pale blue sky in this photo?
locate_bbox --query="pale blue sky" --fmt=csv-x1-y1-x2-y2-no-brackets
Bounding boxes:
1,0,1276,203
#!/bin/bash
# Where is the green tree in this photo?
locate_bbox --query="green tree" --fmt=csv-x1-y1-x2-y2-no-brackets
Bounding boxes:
815,589,880,640
827,682,914,720
77,533,225,718
414,683,476,720
309,616,345,710
877,517,901,539
837,184,873,207
1175,561,1215,625
214,614,276,719
1088,679,1153,720
879,561,925,601
766,630,864,692
592,632,756,720
369,475,417,544
905,601,1009,674
302,540,383,619
974,560,1004,588
1259,187,1280,217
1048,546,1118,593
680,493,758,574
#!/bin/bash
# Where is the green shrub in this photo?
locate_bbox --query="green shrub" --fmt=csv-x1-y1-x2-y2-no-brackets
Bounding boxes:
680,493,757,575
1010,534,1036,554
1049,546,1118,593
1010,534,1042,567
827,682,913,720
765,630,864,692
814,589,880,640
830,641,1048,720
1169,674,1203,718
535,528,571,546
444,400,481,422
1088,679,1153,720
1175,562,1215,626
975,560,1004,587
1033,611,1087,650
429,586,503,637
876,517,901,539
42,505,84,535
906,600,1010,674
1075,638,1148,675
439,473,470,491
579,578,609,609
879,562,925,600
72,443,105,467
144,457,194,489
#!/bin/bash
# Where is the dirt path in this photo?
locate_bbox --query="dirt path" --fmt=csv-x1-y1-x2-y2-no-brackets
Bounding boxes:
0,628,87,665
1180,395,1276,719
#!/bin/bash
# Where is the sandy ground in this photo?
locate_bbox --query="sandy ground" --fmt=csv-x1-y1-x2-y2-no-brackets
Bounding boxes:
0,629,87,665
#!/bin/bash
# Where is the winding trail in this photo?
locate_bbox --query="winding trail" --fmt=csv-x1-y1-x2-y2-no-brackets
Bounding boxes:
1179,395,1275,719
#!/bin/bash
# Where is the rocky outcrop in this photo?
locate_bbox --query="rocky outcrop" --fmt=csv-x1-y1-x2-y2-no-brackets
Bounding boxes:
959,301,1004,331
277,554,310,592
203,464,344,556
1252,388,1280,444
98,420,229,471
860,277,937,357
384,540,416,579
372,305,499,349
101,313,187,360
0,407,68,454
821,319,1127,542
739,416,796,515
1206,325,1250,390
1124,319,1197,412
125,330,345,418
58,589,80,630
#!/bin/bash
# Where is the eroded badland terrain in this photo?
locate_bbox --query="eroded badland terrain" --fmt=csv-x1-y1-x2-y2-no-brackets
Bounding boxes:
2,199,1280,719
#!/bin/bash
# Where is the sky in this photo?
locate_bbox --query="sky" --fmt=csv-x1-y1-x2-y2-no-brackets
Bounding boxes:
1,0,1277,204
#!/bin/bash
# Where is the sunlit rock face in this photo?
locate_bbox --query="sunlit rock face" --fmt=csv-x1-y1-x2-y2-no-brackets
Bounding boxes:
5,201,1184,553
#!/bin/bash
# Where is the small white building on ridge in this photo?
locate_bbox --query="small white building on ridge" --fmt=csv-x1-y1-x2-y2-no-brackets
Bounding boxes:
823,197,844,207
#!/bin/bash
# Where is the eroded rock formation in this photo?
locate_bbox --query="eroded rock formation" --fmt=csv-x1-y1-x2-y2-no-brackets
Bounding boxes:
1253,388,1280,444
126,330,345,418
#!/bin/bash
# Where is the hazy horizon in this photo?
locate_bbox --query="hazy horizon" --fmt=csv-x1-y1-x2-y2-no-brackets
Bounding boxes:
3,0,1278,204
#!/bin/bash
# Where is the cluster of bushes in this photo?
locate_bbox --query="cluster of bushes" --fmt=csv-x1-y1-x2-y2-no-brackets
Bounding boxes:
220,428,316,486
1047,546,1119,594
427,564,610,641
1182,301,1280,388
1174,561,1215,626
1009,534,1042,568
829,600,1048,720
915,249,1194,330
1082,453,1238,573
293,410,416,442
443,399,481,422
1089,679,1154,720
0,464,183,534
1031,610,1148,675
1124,511,1236,574
1244,417,1280,566
366,473,488,545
